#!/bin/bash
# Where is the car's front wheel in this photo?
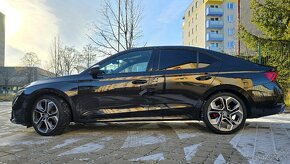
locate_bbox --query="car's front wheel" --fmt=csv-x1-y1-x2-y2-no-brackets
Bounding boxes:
203,92,247,134
32,95,71,136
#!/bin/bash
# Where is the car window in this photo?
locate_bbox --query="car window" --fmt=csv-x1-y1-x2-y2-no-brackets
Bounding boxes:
198,53,218,68
159,50,198,70
99,50,152,74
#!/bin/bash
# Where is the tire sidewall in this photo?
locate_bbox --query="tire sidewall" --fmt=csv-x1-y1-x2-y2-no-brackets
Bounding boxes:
203,92,247,134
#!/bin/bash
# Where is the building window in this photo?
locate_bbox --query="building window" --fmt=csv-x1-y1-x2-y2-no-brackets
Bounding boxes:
228,3,234,9
210,30,219,34
195,1,198,8
210,5,218,8
192,6,194,12
188,32,190,37
210,17,219,21
188,11,190,17
228,28,234,36
196,25,198,31
228,15,233,22
192,28,194,34
228,41,234,48
210,43,219,47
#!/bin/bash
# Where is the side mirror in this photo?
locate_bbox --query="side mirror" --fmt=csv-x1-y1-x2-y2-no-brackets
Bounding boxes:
89,66,105,76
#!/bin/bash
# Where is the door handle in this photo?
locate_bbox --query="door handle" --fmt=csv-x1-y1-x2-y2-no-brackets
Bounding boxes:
196,76,212,81
132,80,147,84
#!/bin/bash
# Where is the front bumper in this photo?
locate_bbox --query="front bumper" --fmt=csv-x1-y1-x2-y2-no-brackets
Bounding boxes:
10,93,30,126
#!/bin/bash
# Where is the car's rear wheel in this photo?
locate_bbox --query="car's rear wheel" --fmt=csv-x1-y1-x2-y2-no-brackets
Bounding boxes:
32,95,71,136
203,92,247,134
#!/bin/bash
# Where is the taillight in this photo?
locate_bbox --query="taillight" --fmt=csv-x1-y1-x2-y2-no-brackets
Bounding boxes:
264,71,278,81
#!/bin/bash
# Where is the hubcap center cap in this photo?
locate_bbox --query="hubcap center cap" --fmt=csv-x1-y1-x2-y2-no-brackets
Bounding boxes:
44,113,49,118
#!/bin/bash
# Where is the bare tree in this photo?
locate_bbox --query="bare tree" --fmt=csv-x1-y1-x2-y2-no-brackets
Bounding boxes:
62,46,79,76
81,44,98,69
21,52,41,67
21,52,41,83
49,36,64,77
88,0,143,55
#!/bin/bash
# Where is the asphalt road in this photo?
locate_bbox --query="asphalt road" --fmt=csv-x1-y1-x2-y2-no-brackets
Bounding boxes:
0,102,290,164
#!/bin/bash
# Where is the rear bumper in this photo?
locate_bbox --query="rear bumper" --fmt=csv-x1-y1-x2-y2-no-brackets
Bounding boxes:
250,103,286,118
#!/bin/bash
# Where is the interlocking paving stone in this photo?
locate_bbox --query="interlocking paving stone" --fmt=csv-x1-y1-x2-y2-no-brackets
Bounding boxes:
0,102,290,163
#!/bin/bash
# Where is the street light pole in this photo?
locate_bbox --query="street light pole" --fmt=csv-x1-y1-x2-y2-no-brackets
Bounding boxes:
118,0,121,52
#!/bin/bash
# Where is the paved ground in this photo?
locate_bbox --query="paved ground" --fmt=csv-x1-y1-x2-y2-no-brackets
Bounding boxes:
1,102,290,164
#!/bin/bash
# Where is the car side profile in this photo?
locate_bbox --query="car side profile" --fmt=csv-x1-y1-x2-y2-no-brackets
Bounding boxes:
11,46,285,136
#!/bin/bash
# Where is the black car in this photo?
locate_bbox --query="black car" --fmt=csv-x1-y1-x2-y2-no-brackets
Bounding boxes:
11,46,285,136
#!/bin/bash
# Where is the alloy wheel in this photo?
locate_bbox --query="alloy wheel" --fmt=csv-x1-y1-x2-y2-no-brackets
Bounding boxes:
32,99,59,134
207,96,244,132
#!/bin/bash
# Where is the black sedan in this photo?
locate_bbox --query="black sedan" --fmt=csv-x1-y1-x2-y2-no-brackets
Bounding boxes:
11,46,285,136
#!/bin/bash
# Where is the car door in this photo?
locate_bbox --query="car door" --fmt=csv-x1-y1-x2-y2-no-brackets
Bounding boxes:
77,49,155,120
147,48,221,119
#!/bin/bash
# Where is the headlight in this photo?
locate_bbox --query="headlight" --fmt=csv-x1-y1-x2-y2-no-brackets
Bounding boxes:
12,89,25,105
15,89,24,97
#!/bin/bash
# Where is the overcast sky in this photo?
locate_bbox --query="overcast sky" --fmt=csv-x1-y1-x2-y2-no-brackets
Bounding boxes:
0,0,192,67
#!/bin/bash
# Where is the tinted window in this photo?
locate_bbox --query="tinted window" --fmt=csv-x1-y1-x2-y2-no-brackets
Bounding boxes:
159,50,198,70
100,50,152,74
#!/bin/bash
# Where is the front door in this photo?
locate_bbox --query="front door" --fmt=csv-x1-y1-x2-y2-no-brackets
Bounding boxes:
77,50,154,120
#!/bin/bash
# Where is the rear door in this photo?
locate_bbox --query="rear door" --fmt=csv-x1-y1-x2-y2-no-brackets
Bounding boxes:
147,48,221,119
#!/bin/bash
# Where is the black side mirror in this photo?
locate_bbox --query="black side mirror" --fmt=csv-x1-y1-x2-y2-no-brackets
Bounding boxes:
90,66,105,77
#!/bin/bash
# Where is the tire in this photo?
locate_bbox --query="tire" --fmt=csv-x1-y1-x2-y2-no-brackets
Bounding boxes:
203,92,247,134
31,95,71,136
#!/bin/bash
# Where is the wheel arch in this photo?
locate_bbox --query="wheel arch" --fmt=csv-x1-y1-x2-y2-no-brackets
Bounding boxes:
201,84,254,117
25,88,75,126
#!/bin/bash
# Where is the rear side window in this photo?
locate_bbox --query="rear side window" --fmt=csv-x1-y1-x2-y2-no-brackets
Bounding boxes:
198,53,218,68
159,50,198,70
158,50,217,70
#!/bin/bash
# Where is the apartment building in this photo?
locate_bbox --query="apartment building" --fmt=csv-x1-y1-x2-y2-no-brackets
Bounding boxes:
183,0,239,55
0,12,4,66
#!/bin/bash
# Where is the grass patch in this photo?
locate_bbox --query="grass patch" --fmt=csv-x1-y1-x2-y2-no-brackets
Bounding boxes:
0,94,15,102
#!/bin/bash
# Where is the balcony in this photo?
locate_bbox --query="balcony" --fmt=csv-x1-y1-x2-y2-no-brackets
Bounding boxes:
206,20,223,29
207,0,224,2
206,33,224,42
206,7,224,16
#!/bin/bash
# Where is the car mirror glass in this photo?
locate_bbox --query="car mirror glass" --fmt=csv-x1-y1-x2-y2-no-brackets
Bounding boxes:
90,66,105,76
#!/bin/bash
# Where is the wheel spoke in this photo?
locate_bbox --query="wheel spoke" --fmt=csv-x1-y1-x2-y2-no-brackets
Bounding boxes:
33,115,43,124
47,116,58,129
47,102,58,116
37,119,49,133
210,97,225,111
225,97,240,112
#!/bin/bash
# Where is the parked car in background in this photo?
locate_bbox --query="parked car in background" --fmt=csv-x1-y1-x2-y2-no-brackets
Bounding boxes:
11,46,285,136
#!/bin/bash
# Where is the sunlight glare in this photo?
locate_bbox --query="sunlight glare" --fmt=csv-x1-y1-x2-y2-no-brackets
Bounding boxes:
0,1,23,38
